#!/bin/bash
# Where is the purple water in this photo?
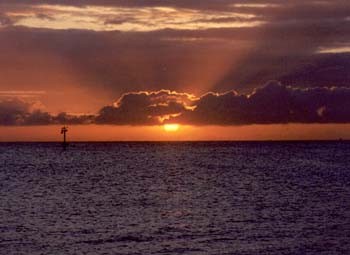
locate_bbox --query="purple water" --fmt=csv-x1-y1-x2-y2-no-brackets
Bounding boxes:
1,142,350,254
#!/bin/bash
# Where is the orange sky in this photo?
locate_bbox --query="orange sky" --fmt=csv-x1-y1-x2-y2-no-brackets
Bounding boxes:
1,124,349,141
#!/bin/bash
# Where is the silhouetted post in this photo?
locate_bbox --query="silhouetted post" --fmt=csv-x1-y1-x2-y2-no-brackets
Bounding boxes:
61,126,68,150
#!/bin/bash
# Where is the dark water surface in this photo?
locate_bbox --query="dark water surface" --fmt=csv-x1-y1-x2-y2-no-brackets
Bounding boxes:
0,142,350,254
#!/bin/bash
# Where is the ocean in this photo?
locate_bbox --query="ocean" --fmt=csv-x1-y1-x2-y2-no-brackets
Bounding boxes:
1,142,349,254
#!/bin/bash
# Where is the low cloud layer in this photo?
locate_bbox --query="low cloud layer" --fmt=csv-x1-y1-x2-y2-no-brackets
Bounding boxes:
96,90,196,125
173,81,350,125
1,81,350,126
0,98,93,125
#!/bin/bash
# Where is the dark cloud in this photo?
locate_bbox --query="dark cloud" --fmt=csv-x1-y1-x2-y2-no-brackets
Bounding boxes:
0,98,93,125
172,81,350,125
96,90,195,125
280,53,350,88
0,98,32,125
2,82,350,126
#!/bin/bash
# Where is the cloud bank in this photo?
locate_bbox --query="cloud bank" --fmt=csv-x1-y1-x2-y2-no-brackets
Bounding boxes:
173,81,350,125
0,98,93,125
1,81,350,126
96,90,196,125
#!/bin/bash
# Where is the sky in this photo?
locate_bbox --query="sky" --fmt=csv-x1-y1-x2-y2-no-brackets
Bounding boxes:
0,0,350,140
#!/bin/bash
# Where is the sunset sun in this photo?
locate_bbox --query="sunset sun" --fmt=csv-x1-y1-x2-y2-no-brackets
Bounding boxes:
163,124,180,132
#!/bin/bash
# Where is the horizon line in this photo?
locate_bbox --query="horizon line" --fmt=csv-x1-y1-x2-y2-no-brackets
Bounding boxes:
0,139,348,143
